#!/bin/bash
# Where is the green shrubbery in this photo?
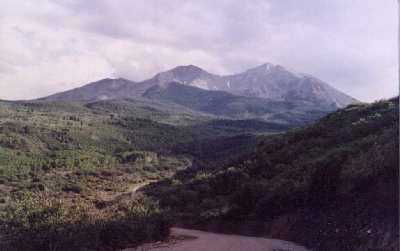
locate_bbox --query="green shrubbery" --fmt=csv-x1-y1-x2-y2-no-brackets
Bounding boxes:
0,193,170,251
0,100,274,181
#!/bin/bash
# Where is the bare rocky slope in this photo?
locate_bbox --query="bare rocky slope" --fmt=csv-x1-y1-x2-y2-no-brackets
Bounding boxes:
153,63,357,108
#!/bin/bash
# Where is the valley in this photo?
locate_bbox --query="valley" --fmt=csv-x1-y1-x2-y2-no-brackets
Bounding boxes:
0,64,397,251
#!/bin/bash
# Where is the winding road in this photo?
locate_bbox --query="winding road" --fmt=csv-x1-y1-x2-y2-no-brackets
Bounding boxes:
128,227,309,251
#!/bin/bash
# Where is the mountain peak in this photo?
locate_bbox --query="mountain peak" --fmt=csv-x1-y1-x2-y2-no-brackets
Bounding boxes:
170,65,206,75
244,62,277,74
154,64,214,89
95,77,131,83
258,62,275,70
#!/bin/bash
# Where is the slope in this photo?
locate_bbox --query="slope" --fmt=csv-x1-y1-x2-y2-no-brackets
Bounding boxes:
154,64,358,108
142,81,330,125
144,97,399,251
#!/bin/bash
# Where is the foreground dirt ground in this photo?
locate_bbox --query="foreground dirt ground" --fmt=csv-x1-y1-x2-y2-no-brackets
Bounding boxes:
127,227,309,251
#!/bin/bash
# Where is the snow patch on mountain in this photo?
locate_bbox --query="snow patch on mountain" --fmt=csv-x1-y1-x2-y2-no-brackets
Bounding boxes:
191,79,210,90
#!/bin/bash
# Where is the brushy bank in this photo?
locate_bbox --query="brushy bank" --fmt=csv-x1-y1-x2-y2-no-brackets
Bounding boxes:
0,192,170,251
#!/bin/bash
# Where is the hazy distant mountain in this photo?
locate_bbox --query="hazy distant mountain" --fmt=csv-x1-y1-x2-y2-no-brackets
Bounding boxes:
154,63,357,108
41,63,357,107
153,65,218,90
143,81,277,118
41,78,153,102
142,81,334,125
38,63,358,125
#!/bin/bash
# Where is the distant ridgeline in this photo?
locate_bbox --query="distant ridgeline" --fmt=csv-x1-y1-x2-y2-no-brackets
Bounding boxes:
39,63,358,125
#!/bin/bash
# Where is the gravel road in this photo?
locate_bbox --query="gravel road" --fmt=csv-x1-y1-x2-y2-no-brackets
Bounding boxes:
128,227,309,251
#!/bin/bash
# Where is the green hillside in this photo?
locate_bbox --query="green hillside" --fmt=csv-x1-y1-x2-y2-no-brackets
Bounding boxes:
0,99,280,177
0,98,287,250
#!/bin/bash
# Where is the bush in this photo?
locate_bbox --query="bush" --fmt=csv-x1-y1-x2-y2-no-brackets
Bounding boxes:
0,193,170,251
62,183,83,194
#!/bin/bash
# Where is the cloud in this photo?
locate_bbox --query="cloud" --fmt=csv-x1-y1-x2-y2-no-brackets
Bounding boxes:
0,0,397,101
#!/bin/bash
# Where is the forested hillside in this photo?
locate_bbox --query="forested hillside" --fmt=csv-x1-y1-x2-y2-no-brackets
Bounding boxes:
145,97,399,251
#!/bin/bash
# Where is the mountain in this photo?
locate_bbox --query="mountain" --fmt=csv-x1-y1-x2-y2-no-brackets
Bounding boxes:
154,63,357,108
41,78,152,102
142,81,278,117
144,97,399,251
143,81,332,125
40,63,357,108
153,65,219,90
38,63,358,126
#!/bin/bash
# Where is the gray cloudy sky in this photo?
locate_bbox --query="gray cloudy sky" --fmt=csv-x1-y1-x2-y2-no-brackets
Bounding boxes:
0,0,398,101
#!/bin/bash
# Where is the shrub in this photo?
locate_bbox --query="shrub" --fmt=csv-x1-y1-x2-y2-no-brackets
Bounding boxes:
0,193,170,251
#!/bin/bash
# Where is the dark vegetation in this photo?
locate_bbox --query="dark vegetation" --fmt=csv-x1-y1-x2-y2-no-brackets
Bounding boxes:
144,97,399,251
0,193,169,251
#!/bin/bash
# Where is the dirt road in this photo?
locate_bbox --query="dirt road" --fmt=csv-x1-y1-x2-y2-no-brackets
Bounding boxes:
128,227,309,251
